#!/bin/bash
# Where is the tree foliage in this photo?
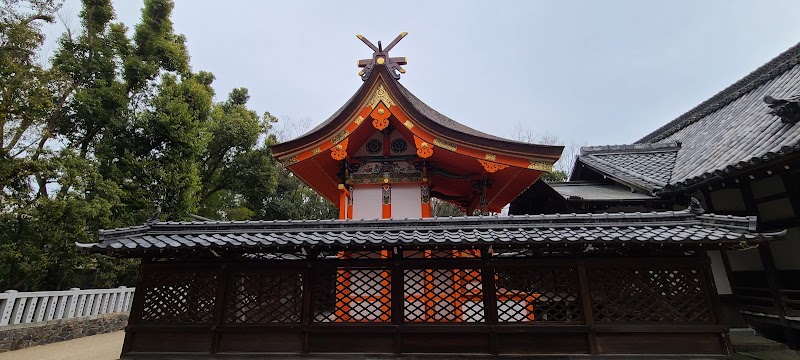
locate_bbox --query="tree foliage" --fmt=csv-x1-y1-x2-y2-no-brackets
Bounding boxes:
0,0,335,291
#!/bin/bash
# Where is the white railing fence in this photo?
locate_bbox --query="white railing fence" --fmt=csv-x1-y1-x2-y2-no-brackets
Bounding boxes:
0,286,135,327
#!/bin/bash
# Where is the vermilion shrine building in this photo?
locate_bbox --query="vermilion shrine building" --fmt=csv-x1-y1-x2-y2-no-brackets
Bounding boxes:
80,34,787,358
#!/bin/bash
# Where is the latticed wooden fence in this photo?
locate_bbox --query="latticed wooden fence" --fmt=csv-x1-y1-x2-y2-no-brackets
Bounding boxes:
122,248,729,356
0,287,135,326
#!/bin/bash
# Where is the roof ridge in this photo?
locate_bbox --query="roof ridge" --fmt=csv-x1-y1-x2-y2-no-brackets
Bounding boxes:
98,210,711,240
580,141,681,155
637,41,800,144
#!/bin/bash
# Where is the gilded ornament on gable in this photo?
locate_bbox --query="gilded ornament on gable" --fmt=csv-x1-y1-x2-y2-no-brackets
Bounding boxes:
281,156,299,166
354,116,364,125
311,147,321,155
403,120,414,129
528,160,553,172
368,85,397,108
433,139,457,152
484,153,496,161
331,129,350,145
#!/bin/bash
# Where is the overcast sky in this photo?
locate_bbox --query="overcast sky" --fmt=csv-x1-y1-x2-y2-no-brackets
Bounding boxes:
48,0,800,148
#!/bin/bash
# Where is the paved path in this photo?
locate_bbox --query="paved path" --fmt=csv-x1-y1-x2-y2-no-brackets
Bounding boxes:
0,331,123,360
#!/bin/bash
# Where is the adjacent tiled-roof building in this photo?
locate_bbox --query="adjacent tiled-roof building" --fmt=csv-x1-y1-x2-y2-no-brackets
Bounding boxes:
568,42,800,194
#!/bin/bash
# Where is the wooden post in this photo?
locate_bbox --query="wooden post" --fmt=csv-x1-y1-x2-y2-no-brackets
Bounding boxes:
391,248,403,354
122,263,148,355
698,249,732,357
209,264,228,355
577,261,598,355
301,251,316,354
481,249,498,355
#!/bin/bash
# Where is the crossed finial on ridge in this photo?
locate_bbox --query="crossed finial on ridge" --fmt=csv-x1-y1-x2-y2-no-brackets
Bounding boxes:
356,32,409,81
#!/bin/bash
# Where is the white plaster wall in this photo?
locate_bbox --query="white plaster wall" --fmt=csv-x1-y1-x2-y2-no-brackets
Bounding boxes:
352,185,383,219
707,251,732,294
391,184,422,219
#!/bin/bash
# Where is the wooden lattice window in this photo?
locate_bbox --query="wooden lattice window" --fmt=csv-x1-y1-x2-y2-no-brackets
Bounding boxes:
494,267,582,322
589,266,713,323
224,271,302,323
404,268,484,322
138,270,217,324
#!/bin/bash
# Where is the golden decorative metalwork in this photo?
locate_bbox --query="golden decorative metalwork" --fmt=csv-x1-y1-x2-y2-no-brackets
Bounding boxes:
484,153,496,161
368,85,396,108
403,120,414,129
433,139,457,152
281,156,299,166
378,108,385,115
376,57,385,65
354,116,364,125
331,129,350,145
311,147,321,155
528,160,553,172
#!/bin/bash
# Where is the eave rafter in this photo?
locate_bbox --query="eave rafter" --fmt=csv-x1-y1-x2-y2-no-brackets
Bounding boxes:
278,80,557,174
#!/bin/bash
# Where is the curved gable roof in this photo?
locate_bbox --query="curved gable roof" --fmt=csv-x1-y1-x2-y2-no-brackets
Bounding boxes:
271,65,562,158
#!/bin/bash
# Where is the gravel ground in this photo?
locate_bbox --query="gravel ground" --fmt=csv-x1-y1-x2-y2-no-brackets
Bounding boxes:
0,331,123,360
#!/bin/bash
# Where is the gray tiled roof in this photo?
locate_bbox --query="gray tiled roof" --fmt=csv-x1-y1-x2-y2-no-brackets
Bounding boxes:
550,182,656,201
289,66,522,146
395,82,519,143
573,142,680,193
78,210,782,257
575,43,800,192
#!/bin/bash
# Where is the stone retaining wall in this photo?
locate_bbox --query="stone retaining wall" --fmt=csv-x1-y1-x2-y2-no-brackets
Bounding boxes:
0,313,128,352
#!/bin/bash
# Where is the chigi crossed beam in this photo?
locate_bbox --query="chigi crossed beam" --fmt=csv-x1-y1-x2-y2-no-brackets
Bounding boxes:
356,32,408,80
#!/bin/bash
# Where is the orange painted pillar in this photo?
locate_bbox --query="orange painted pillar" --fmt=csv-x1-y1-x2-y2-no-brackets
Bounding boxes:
382,184,391,218
347,186,354,219
420,184,431,217
338,185,350,220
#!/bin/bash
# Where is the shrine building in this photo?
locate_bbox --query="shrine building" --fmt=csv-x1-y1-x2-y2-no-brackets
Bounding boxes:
79,34,785,358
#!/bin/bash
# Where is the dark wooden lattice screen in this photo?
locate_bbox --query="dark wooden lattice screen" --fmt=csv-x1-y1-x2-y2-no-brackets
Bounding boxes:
224,271,302,323
313,268,391,322
129,253,725,356
589,265,713,323
404,269,484,322
494,267,582,322
138,270,217,324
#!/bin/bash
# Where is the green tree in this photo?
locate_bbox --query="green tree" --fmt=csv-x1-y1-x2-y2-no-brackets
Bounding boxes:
0,0,337,292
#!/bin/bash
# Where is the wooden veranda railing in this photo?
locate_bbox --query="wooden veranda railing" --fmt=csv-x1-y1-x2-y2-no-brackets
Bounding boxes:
0,287,135,326
734,286,800,318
